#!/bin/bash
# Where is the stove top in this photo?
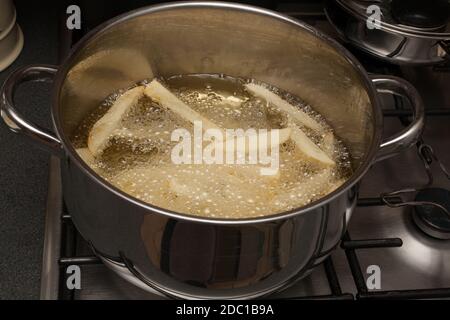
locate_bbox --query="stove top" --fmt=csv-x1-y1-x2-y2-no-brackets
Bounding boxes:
40,1,450,300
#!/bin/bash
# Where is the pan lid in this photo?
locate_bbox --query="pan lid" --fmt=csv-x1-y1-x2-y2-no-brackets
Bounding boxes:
336,0,450,40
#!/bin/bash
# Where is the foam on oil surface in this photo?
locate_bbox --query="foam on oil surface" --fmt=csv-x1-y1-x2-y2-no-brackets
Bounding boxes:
72,74,353,219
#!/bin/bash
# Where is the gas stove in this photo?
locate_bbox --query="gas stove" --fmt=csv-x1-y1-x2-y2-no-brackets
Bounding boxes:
40,1,450,300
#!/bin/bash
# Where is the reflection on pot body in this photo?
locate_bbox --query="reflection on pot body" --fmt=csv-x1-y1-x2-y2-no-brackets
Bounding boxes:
0,2,424,299
63,155,356,298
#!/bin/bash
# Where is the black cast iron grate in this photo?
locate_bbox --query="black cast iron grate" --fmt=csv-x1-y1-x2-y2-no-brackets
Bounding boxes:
54,1,450,301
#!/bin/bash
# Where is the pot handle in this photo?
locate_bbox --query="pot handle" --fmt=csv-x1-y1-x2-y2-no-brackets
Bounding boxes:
0,64,63,156
371,75,425,162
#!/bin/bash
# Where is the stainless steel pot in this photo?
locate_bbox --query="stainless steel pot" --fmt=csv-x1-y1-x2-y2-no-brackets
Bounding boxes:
325,0,450,65
0,2,425,299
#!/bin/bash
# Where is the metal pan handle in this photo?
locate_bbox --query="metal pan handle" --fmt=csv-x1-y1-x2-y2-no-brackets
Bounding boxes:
371,75,425,162
0,64,63,156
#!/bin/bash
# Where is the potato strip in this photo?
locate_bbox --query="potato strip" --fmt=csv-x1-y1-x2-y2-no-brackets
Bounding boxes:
212,128,292,156
271,168,337,208
245,83,324,132
245,83,334,166
144,79,221,131
88,86,145,156
290,126,335,166
145,79,291,156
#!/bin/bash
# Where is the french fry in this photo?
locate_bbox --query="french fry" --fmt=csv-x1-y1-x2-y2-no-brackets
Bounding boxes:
212,127,291,156
88,86,145,156
144,79,221,131
168,165,280,204
245,83,324,132
245,83,334,166
145,79,291,159
290,126,335,166
321,131,336,158
224,164,281,180
169,167,244,200
113,165,267,203
271,168,334,208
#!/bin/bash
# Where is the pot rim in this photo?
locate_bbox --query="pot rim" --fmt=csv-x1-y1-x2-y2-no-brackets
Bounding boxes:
51,1,383,225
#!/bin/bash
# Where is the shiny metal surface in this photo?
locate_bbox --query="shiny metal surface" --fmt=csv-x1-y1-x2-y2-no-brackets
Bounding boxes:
42,121,450,299
40,156,62,300
371,75,425,161
1,2,426,298
61,158,355,298
325,0,450,65
353,119,450,292
0,65,63,156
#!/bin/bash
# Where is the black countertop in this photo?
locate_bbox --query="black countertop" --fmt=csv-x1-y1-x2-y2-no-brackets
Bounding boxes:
0,1,59,299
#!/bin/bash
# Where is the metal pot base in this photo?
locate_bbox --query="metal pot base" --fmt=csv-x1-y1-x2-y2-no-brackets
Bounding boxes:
98,253,307,300
99,255,164,298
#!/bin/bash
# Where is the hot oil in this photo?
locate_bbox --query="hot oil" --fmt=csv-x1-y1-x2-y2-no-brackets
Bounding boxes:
72,74,353,219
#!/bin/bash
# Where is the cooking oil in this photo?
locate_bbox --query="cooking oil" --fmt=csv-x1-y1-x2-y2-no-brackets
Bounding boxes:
72,74,353,219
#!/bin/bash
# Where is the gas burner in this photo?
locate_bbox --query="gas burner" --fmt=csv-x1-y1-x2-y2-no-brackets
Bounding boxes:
413,188,450,240
391,0,450,30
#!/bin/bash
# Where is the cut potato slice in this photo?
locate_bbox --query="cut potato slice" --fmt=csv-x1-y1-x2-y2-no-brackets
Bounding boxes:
169,167,244,199
271,168,335,208
167,165,279,208
290,126,335,166
112,164,274,211
145,79,290,159
245,83,333,165
144,79,221,132
322,131,336,158
112,127,155,140
223,164,281,180
88,86,145,156
245,83,324,132
212,127,291,155
167,165,279,201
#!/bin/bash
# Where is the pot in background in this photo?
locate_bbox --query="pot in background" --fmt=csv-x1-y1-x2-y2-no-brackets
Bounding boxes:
0,0,15,32
0,2,425,299
325,0,450,65
0,0,23,72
